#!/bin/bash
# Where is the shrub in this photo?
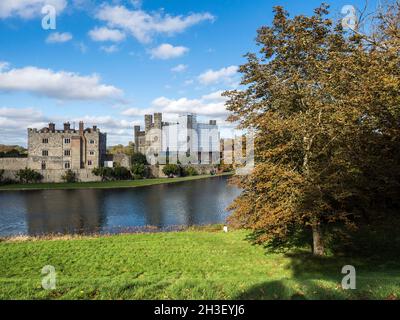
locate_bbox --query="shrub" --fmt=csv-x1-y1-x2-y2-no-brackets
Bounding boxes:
61,170,77,183
16,168,43,184
184,166,199,176
131,163,146,179
162,164,180,177
113,166,132,180
0,169,4,183
92,167,114,181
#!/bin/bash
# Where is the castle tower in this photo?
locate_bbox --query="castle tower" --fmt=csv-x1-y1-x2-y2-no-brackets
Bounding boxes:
145,114,153,133
154,113,162,129
134,125,141,153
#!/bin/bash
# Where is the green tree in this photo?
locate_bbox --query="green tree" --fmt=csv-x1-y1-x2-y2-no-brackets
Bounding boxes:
131,152,148,165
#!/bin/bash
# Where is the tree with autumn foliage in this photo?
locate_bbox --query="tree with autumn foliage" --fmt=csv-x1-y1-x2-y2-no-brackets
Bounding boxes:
224,2,400,255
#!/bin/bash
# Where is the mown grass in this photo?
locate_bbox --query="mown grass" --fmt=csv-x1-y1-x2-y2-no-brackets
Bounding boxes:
0,173,232,191
0,230,399,300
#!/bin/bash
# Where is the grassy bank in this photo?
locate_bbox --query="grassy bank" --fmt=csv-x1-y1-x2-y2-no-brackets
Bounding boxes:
0,230,399,300
0,173,232,191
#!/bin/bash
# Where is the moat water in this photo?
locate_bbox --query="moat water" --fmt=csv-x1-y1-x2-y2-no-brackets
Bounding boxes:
0,176,241,237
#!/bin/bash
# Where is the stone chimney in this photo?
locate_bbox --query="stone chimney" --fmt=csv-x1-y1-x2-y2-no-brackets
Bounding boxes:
64,122,71,131
49,122,55,132
79,121,84,135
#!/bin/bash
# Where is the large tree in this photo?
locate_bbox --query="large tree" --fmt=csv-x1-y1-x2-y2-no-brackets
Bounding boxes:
224,2,400,255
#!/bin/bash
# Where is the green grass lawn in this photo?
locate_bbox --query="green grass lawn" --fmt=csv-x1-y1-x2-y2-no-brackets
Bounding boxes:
0,173,231,191
0,230,399,300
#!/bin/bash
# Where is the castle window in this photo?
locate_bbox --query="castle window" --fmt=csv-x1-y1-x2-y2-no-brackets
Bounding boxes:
64,150,71,156
42,138,48,144
89,151,95,156
41,161,46,170
64,138,71,144
88,160,93,166
42,150,48,156
64,162,70,169
89,139,95,144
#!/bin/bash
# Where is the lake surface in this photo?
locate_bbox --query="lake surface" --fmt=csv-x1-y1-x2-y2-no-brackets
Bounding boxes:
0,176,241,237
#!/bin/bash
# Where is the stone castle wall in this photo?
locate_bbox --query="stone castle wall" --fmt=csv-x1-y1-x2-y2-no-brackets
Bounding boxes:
0,158,28,170
0,166,101,183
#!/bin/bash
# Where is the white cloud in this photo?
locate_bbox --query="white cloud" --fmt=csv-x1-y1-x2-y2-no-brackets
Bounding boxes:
0,63,123,101
88,27,126,42
0,107,49,145
121,107,156,117
150,43,189,60
202,90,225,101
171,64,188,73
122,91,227,119
46,32,73,43
131,0,142,9
0,0,67,19
0,107,137,146
198,65,238,85
77,42,88,53
184,79,194,86
100,44,119,53
95,5,215,43
0,61,10,71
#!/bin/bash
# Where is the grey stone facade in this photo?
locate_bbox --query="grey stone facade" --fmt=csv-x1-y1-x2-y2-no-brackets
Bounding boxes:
27,121,106,171
0,121,107,182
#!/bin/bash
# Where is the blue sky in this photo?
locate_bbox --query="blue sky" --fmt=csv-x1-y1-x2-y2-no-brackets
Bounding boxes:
0,0,379,146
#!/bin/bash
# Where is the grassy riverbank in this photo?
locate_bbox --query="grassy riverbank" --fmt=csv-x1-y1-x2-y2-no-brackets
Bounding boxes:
0,173,232,191
0,229,399,300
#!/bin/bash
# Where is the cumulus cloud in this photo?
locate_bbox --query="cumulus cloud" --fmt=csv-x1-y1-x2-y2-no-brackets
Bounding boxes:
171,64,188,73
46,32,73,43
95,4,215,43
100,44,119,53
150,43,189,60
0,63,123,101
121,107,156,117
122,91,228,120
88,27,126,42
0,107,137,146
0,107,50,145
198,65,238,85
0,61,10,71
0,0,67,19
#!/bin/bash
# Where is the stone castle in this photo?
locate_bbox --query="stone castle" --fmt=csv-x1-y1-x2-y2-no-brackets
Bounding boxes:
134,112,220,165
0,121,107,182
0,113,230,182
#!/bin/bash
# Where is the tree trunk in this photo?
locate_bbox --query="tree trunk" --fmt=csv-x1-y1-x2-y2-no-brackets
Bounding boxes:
312,223,324,256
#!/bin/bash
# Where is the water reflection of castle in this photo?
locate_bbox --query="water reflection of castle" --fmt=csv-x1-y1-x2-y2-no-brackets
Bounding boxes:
24,190,106,235
21,177,235,236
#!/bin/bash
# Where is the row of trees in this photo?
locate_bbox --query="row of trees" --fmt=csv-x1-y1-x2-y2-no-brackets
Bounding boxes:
225,2,400,255
162,164,199,177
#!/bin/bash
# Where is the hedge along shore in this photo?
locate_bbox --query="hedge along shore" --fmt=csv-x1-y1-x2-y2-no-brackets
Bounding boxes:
0,172,233,191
